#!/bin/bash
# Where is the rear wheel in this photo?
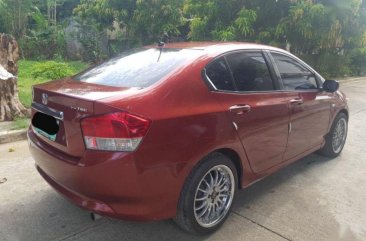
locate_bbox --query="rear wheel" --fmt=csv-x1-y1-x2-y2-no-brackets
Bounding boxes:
318,113,348,158
174,152,238,234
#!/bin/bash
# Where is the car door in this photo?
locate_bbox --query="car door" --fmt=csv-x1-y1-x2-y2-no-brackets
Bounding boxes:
269,52,332,160
205,50,290,173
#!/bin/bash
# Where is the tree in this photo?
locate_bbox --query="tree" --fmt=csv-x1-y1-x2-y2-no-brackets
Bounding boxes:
0,0,34,38
0,34,27,121
132,0,184,44
74,0,184,47
275,1,323,54
183,0,257,41
184,0,240,40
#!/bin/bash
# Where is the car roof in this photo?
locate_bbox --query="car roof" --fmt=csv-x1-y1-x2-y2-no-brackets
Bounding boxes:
145,42,289,57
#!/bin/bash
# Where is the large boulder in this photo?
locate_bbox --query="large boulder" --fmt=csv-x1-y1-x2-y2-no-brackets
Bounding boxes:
65,19,109,61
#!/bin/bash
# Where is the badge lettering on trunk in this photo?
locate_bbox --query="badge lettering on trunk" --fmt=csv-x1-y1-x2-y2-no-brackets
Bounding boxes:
71,106,88,113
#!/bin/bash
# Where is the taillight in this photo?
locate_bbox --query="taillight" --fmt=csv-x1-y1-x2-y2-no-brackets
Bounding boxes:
81,112,151,152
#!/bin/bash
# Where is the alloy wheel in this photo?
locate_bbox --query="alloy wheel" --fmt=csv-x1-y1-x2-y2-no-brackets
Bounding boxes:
193,165,235,228
332,118,347,154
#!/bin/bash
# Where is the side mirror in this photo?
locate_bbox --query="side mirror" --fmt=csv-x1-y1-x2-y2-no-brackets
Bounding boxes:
322,80,339,93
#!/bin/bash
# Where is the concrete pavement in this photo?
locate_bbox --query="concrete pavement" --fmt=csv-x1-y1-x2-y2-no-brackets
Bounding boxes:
1,79,366,241
0,122,27,144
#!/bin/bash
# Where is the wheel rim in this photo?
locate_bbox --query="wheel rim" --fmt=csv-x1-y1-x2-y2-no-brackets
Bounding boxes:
332,118,347,154
194,165,235,228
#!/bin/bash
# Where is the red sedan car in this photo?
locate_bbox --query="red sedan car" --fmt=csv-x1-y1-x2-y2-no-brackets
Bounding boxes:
28,42,348,234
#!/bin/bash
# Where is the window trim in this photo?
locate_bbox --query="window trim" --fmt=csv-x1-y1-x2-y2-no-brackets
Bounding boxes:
202,49,280,94
202,56,237,92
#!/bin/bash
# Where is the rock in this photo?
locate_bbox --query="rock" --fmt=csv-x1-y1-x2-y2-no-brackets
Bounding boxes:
0,64,14,80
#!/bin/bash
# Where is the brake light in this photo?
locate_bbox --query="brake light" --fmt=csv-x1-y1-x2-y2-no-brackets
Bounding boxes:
81,112,151,152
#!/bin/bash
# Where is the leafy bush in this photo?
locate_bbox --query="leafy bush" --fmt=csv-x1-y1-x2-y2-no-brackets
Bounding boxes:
31,61,74,79
20,28,68,60
349,47,366,76
300,53,351,79
18,60,88,107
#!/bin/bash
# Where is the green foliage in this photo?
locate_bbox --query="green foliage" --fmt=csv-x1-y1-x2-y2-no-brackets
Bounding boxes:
276,1,329,54
20,27,68,60
0,0,33,37
189,18,208,40
132,0,183,44
11,118,30,130
74,23,109,62
234,8,257,38
349,47,366,75
212,26,236,41
0,0,364,79
30,7,48,31
18,60,88,107
31,61,74,79
184,0,242,41
211,7,257,42
300,53,352,79
0,1,7,33
74,0,184,46
74,0,126,30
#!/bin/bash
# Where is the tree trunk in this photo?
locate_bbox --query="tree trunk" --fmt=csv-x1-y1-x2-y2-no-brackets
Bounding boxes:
0,33,27,121
0,33,19,75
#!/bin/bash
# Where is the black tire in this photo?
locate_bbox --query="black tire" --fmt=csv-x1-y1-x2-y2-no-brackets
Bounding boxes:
174,152,238,235
318,112,348,158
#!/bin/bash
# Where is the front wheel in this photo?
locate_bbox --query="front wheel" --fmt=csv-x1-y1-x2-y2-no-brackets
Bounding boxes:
318,112,348,158
174,153,238,234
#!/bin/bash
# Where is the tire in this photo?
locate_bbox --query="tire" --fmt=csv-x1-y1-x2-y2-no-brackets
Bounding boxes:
174,152,238,234
318,112,348,158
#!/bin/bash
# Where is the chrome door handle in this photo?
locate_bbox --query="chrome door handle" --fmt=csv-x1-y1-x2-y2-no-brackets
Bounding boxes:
229,105,251,115
289,98,304,105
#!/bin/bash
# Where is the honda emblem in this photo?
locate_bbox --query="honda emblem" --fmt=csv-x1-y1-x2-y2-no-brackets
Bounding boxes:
42,93,48,105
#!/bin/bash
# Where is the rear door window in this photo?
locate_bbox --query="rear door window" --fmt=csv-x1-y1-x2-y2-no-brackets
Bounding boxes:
74,48,202,88
226,51,275,92
205,57,235,91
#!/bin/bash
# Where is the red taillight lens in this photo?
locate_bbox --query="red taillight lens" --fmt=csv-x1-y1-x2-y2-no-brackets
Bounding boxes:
81,112,151,152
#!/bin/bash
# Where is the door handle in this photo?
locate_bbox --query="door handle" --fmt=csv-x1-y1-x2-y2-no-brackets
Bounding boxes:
229,105,251,115
289,98,304,105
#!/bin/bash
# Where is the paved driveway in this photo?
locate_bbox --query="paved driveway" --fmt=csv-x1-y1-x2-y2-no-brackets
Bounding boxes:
1,79,366,241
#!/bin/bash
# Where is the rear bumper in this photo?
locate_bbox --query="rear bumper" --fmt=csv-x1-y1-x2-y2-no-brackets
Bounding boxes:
28,128,179,221
36,165,115,215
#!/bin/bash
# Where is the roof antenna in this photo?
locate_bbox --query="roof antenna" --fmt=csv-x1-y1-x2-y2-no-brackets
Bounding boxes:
157,32,169,62
158,31,169,47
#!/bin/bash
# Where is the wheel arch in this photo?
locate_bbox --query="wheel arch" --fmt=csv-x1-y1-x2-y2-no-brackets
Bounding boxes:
338,109,349,120
212,148,244,189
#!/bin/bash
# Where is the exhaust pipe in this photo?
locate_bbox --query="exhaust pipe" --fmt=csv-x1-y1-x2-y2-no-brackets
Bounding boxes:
90,213,102,221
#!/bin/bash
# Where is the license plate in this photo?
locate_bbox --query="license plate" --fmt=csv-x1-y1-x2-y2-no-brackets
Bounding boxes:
32,112,60,142
33,126,58,141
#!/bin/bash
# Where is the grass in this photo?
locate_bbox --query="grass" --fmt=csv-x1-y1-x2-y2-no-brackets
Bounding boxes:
11,118,30,130
17,60,88,108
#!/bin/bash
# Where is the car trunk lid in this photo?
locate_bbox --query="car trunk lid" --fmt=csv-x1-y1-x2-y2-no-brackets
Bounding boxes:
31,78,140,158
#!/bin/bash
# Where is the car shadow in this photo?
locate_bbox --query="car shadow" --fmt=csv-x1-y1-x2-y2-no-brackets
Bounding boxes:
2,154,339,241
233,153,333,208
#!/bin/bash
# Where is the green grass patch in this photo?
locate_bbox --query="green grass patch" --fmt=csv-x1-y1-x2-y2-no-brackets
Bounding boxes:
11,118,30,130
18,60,88,108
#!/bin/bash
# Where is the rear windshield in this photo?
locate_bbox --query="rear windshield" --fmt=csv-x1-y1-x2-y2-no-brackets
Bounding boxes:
74,48,202,88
